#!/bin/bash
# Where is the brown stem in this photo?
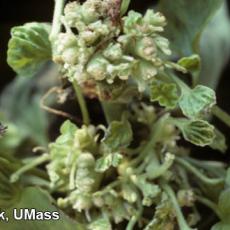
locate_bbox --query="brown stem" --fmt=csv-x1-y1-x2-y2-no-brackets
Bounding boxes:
40,86,82,124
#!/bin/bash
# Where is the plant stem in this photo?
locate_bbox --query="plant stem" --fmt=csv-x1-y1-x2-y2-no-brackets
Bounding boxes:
162,183,192,230
196,195,221,218
10,154,50,183
126,197,143,230
50,0,65,41
185,157,226,177
73,80,90,125
175,157,224,186
212,105,230,128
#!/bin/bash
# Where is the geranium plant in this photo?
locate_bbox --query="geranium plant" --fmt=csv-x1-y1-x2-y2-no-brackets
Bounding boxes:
1,0,230,229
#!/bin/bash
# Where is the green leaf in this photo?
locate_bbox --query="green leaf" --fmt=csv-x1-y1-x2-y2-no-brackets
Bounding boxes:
209,128,227,153
178,55,201,72
150,80,179,109
95,153,123,172
179,85,216,119
144,194,175,230
60,120,78,136
159,0,223,55
178,55,201,85
122,183,138,203
0,187,83,230
7,22,51,77
120,0,131,16
0,121,23,154
225,168,230,188
134,176,161,207
0,157,21,208
88,216,112,230
211,222,230,230
211,188,230,230
103,118,133,151
0,77,49,146
218,189,230,221
199,3,230,89
174,119,215,146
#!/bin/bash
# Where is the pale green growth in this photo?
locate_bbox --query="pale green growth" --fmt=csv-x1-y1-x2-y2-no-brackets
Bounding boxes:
46,120,100,192
53,0,183,91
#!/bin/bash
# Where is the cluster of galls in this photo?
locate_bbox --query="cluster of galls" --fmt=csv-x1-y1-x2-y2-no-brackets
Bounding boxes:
46,121,102,212
54,0,174,91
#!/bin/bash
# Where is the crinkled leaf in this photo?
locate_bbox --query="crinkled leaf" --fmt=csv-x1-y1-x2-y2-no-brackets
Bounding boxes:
209,128,227,153
144,193,175,230
175,119,215,146
111,199,131,223
120,0,131,16
150,80,179,109
122,183,138,203
179,85,216,119
0,187,82,230
159,0,223,55
134,176,161,206
178,55,201,85
88,216,112,230
7,22,51,77
95,153,123,172
60,120,78,136
178,55,201,72
103,118,133,151
199,3,230,89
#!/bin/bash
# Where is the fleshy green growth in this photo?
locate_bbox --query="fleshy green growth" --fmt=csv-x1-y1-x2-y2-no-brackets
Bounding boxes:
53,1,184,91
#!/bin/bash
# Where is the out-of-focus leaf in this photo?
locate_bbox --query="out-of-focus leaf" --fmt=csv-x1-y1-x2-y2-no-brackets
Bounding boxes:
159,0,223,55
0,157,21,208
0,187,83,230
174,119,215,146
179,85,216,119
199,3,230,89
225,168,230,188
95,153,123,172
0,121,23,154
218,189,230,221
88,216,112,230
0,77,48,146
211,222,230,230
209,128,227,153
120,0,131,16
103,117,133,151
211,188,230,229
150,80,179,109
7,22,51,77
